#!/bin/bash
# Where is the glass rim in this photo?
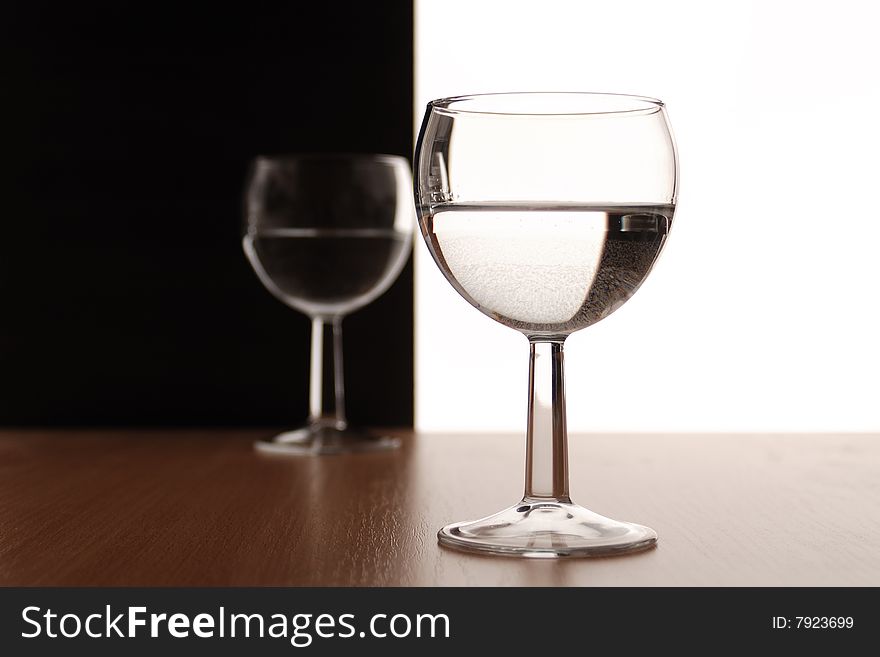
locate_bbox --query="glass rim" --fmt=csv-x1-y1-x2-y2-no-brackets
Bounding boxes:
427,91,665,117
252,153,409,166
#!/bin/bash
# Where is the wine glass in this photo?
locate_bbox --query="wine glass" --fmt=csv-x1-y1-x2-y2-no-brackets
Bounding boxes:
243,154,413,455
415,92,677,556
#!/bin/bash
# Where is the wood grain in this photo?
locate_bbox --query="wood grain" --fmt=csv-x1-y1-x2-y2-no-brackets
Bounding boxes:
0,429,878,586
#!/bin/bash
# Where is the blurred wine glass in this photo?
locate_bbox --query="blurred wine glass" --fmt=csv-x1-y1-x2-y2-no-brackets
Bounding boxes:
243,154,413,455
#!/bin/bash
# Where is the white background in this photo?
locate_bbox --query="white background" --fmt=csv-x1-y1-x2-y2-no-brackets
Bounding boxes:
415,0,880,432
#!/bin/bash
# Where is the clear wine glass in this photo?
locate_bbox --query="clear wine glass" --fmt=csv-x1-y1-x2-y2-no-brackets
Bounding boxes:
243,154,413,455
415,92,677,556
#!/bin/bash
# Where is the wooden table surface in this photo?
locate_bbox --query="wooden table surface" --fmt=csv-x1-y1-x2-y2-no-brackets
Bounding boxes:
1,429,878,586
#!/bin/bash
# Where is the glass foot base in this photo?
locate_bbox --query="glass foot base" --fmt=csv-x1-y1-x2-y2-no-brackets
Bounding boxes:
438,500,657,558
254,424,401,456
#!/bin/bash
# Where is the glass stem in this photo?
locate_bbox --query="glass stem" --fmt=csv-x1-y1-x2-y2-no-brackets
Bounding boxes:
331,316,347,430
523,339,571,503
308,317,348,430
308,317,324,425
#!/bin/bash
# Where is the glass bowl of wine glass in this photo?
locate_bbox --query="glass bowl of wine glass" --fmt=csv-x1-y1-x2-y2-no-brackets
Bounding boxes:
415,92,677,556
243,153,413,455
